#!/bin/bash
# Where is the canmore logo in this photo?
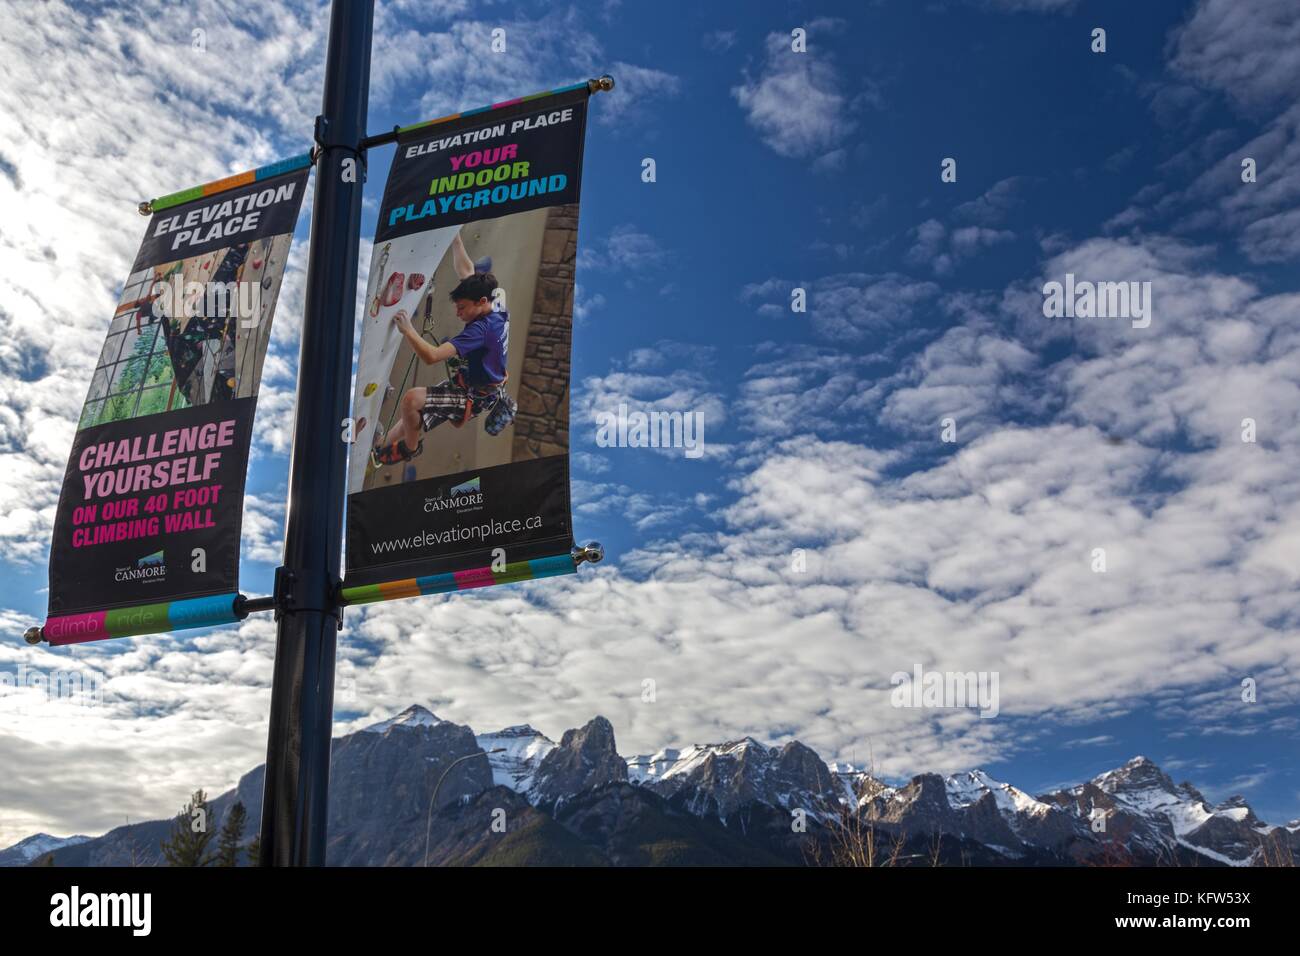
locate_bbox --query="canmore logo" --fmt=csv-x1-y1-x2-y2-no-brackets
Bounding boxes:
49,886,151,936
423,476,484,512
114,550,166,583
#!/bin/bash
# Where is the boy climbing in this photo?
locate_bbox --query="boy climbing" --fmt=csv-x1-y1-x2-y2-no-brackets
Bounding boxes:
371,232,517,466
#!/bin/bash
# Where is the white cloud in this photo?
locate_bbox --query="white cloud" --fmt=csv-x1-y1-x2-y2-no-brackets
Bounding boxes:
1170,0,1300,111
907,219,1015,276
595,61,682,126
579,224,668,274
731,20,856,163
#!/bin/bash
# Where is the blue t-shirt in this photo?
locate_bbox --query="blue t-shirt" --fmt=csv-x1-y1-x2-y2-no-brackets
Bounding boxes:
449,309,508,386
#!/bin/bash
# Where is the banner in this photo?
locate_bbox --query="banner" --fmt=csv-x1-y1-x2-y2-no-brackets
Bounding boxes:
43,158,311,643
343,84,590,596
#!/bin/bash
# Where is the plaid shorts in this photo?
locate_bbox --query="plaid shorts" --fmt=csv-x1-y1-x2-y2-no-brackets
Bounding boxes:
420,379,515,434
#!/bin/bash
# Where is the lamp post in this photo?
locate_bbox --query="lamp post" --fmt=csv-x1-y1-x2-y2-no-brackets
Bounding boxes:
258,0,373,866
423,748,505,867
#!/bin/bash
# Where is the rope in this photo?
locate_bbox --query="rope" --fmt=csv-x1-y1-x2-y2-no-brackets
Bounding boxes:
379,288,446,442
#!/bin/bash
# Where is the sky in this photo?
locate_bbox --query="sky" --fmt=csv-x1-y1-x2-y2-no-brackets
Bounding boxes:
1,0,1298,846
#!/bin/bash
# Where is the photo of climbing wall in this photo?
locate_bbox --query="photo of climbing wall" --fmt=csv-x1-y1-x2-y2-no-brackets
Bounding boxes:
345,82,592,592
79,234,293,430
350,205,574,493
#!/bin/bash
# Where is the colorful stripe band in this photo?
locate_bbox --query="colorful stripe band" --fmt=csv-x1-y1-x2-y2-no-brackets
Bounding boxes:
339,553,576,606
397,81,590,136
149,153,314,212
44,593,242,646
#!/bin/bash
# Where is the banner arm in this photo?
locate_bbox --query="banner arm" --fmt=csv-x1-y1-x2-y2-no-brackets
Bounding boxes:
336,541,602,608
26,592,265,646
137,152,314,215
358,75,615,150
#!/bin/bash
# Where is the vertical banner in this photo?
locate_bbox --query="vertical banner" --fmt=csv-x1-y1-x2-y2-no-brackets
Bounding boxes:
43,159,311,643
343,84,590,600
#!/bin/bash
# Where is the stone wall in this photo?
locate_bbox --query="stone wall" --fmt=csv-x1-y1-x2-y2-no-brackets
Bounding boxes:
512,202,577,460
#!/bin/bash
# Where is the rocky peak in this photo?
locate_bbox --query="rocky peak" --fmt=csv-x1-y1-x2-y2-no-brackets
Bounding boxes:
636,736,843,820
1091,755,1180,796
362,704,444,734
529,716,628,807
476,724,556,794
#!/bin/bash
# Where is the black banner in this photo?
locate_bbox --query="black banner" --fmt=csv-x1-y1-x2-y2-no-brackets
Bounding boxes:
45,167,309,621
345,86,589,586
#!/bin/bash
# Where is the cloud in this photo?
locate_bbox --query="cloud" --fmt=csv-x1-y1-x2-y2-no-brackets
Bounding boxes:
976,0,1078,11
1169,0,1300,112
579,224,669,274
731,20,856,163
595,61,683,126
572,345,730,459
954,176,1028,226
0,0,675,564
703,30,738,53
743,272,941,342
876,319,1043,440
907,220,1015,276
8,226,1300,841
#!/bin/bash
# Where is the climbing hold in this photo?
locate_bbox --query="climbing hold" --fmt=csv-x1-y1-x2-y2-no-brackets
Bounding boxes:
408,272,425,291
381,272,405,306
363,382,378,396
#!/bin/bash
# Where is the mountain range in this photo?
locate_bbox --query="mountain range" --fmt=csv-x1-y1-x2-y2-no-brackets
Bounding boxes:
10,704,1297,867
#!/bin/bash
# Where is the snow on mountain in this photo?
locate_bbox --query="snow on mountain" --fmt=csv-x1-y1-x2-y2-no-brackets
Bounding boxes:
14,702,1298,867
1052,755,1276,865
829,761,895,807
0,832,91,866
630,737,843,820
1089,755,1224,835
626,748,681,785
945,769,1053,819
361,704,444,734
627,739,765,785
475,725,556,793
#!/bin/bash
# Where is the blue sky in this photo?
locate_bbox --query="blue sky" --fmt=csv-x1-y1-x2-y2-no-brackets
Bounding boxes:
0,0,1298,844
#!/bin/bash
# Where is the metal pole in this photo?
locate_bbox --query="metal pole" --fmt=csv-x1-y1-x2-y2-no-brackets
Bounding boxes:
259,0,373,866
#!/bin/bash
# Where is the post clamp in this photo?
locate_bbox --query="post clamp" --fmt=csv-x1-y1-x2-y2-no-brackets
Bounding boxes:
312,114,367,176
273,566,344,624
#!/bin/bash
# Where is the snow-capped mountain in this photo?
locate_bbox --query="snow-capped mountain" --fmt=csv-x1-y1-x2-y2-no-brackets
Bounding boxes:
627,737,843,820
1037,756,1282,866
0,832,90,867
361,703,445,734
475,724,556,793
17,708,1298,867
828,761,896,806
